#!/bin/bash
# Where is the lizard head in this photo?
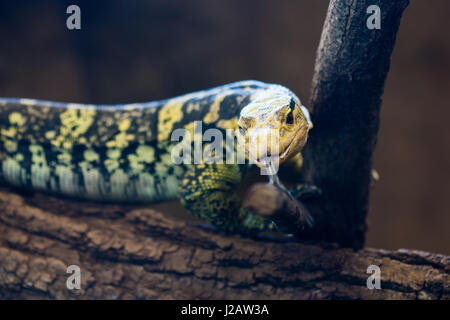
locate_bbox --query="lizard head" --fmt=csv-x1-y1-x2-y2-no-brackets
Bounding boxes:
237,90,312,168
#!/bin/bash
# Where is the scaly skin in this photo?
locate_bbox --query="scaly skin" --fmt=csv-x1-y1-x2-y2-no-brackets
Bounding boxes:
0,80,312,236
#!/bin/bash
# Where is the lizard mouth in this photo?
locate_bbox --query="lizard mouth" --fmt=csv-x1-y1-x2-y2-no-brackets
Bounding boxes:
279,136,296,159
251,128,304,167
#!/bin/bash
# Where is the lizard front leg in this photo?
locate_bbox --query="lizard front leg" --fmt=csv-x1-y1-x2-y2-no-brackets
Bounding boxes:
179,163,275,236
290,184,322,201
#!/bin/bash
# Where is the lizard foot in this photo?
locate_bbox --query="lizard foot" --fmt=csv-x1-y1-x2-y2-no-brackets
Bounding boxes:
290,184,322,201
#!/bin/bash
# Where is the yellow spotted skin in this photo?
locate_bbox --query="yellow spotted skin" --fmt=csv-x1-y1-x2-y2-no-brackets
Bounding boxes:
0,80,312,237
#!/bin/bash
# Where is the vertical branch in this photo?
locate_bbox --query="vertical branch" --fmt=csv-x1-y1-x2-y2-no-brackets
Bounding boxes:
301,0,409,249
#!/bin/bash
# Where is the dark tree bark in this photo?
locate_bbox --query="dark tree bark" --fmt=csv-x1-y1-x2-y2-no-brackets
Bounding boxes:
2,0,447,301
299,0,410,249
296,0,408,249
0,189,448,299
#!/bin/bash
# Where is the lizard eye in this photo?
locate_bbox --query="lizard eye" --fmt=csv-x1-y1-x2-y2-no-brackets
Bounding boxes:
289,99,296,111
286,111,294,125
239,127,246,136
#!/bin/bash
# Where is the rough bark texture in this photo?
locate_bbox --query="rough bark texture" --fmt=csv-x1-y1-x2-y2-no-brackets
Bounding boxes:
300,0,410,249
0,188,448,300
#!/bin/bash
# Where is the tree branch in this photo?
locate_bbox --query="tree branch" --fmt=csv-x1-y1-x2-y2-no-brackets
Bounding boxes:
0,188,448,299
299,0,410,249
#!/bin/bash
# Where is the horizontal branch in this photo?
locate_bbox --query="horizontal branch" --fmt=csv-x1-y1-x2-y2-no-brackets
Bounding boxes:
0,188,448,299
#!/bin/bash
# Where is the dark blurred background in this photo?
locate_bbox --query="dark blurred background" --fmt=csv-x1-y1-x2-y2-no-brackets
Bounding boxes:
0,1,448,253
